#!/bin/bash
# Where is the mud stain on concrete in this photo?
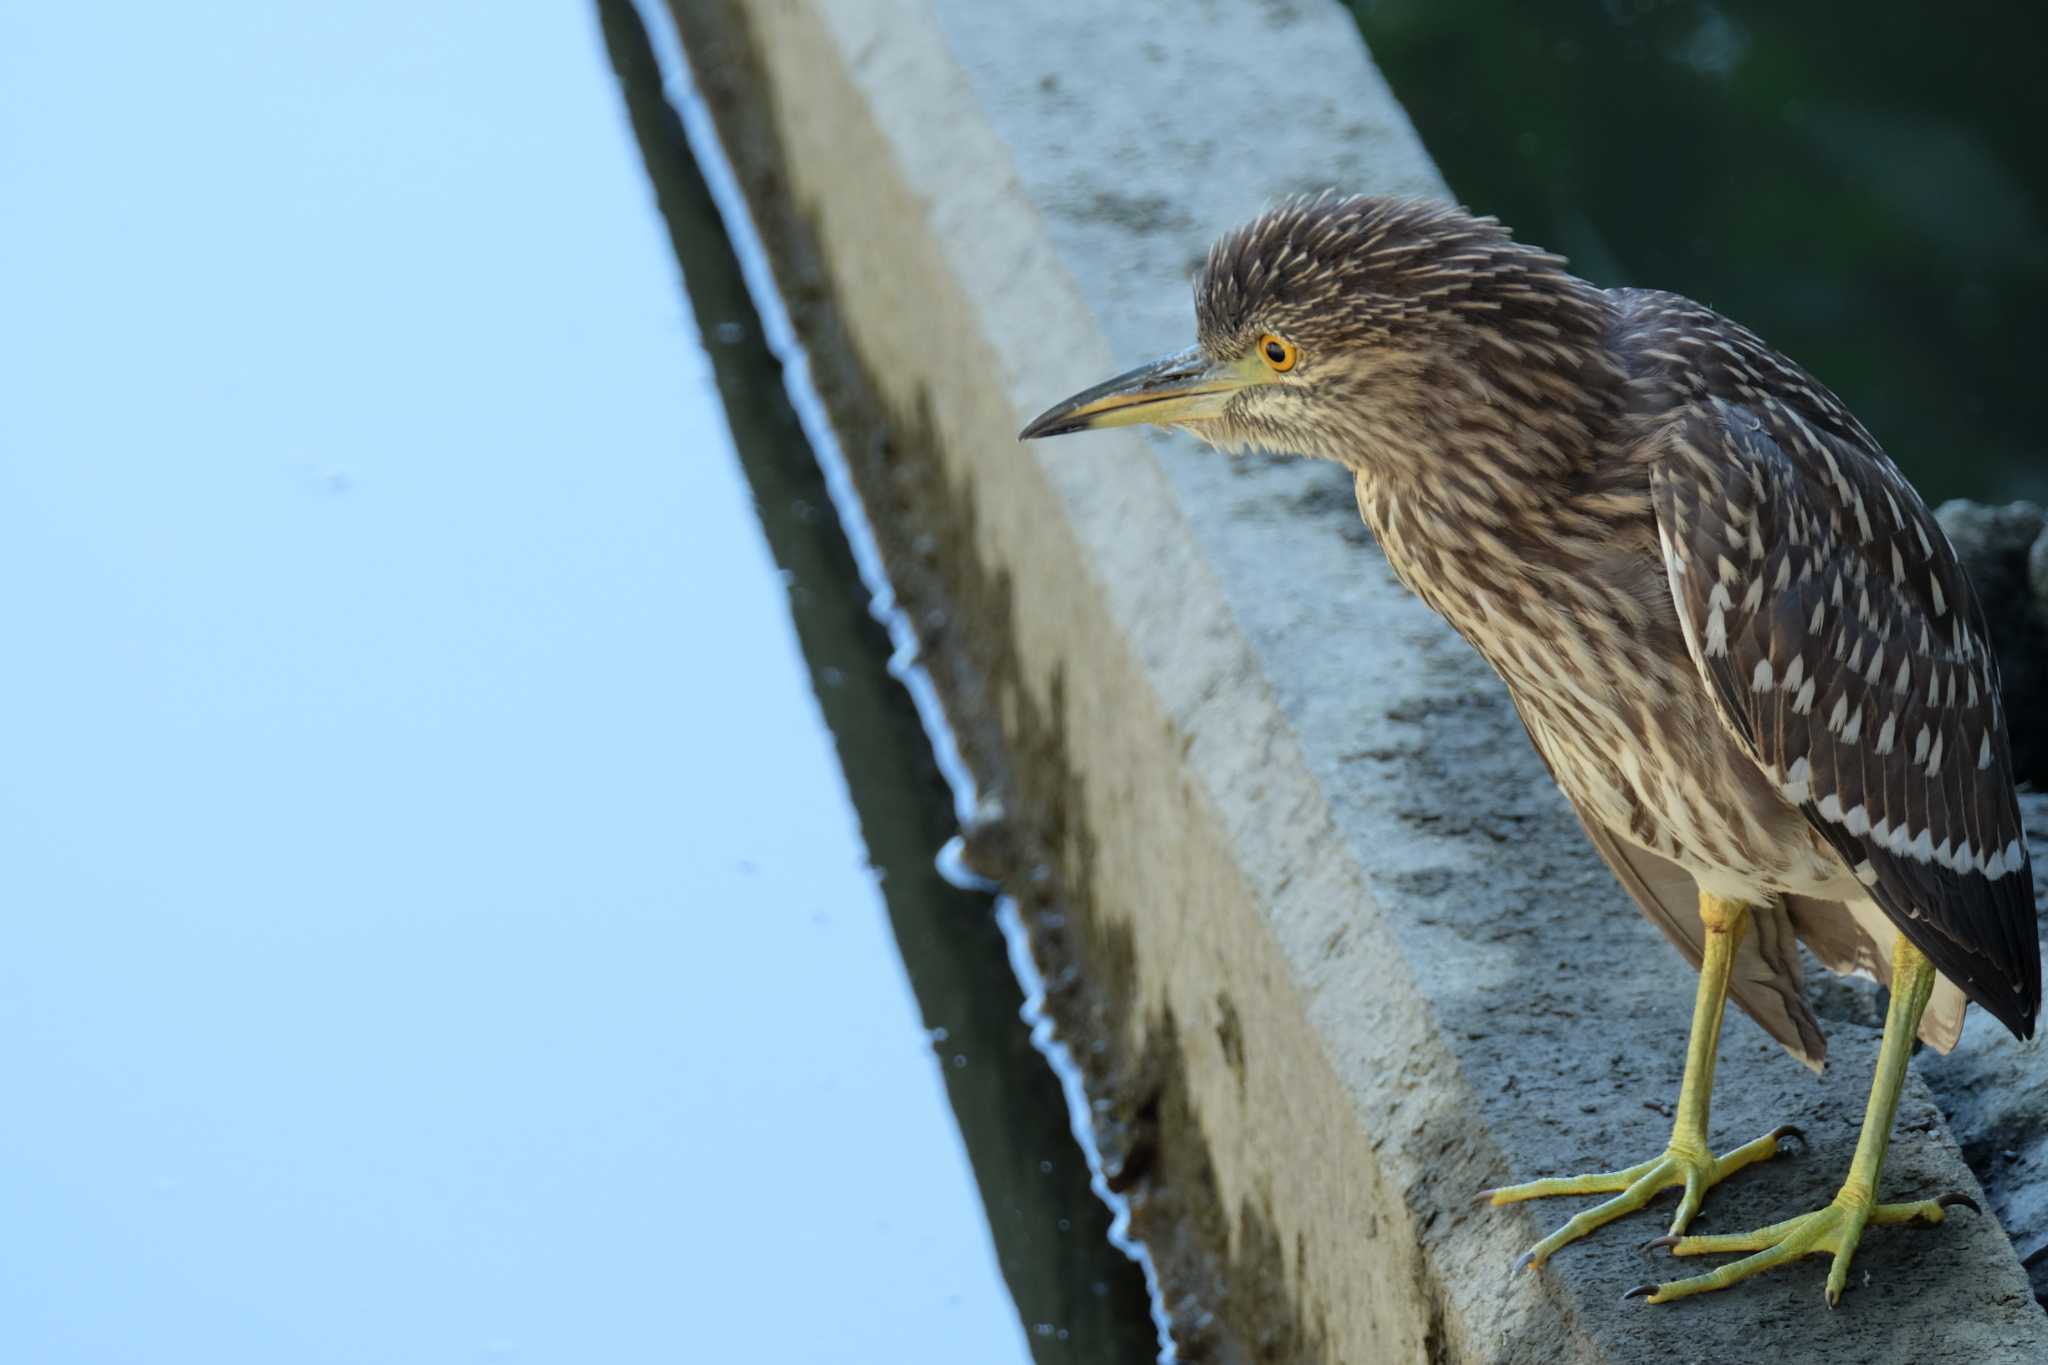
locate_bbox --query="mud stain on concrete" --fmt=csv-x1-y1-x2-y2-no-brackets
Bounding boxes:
661,2,1345,1358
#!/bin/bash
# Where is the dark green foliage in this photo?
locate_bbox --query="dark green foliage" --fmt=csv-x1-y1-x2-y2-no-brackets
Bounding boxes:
1348,0,2048,503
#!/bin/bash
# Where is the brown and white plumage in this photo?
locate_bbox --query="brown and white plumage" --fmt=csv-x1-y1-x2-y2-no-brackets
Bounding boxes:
1640,289,2038,1041
1021,191,2039,1302
1187,194,2039,1060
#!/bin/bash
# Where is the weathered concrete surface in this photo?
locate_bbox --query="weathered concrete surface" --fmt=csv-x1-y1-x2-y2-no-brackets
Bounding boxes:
666,0,2048,1359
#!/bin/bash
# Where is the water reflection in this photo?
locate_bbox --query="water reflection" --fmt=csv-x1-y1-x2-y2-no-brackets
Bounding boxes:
1350,0,2048,504
0,2,1130,1360
596,3,1162,1360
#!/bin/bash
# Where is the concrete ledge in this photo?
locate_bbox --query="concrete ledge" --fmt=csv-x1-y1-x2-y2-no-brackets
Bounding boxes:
665,0,2048,1359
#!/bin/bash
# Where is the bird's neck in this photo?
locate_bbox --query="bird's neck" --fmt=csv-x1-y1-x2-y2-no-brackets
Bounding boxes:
1339,278,1657,638
1344,277,1627,499
1350,318,1663,655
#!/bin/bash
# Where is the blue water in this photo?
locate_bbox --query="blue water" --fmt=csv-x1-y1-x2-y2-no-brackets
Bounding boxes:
0,4,1038,1361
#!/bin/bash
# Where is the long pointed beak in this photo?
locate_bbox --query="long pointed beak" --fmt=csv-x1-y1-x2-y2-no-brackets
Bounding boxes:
1018,346,1257,440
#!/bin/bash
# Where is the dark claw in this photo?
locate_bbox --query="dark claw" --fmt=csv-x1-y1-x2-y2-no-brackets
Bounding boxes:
1936,1191,1982,1215
1769,1123,1806,1153
1622,1284,1659,1302
1513,1250,1537,1275
1639,1235,1680,1254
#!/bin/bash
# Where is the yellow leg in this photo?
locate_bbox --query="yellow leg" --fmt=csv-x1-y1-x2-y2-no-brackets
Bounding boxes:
1481,894,1800,1271
1635,933,1978,1306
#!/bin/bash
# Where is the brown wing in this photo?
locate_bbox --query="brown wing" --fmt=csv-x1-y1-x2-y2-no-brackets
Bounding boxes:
1634,303,2039,1038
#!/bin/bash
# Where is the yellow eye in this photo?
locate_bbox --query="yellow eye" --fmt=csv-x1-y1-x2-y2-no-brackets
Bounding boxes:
1258,333,1297,372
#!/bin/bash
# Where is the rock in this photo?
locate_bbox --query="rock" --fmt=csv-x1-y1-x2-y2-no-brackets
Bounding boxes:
2032,524,2048,619
1938,498,2048,564
1935,499,2048,786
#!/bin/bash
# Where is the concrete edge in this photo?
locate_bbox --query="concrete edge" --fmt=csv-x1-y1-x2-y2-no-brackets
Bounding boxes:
665,1,2048,1360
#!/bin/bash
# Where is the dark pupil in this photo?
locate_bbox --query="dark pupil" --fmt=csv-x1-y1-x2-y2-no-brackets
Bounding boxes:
1266,340,1286,363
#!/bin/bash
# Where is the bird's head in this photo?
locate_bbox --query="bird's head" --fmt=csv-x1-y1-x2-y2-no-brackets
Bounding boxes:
1020,194,1612,478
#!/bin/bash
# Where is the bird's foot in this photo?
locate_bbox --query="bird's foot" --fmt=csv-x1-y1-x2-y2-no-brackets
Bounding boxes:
1629,1188,1976,1306
1479,1124,1801,1273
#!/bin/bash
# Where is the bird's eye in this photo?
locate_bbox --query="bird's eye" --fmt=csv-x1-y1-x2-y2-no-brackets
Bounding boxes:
1259,334,1297,372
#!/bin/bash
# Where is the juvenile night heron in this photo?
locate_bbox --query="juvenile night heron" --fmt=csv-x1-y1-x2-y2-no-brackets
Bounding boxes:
1020,195,2039,1305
